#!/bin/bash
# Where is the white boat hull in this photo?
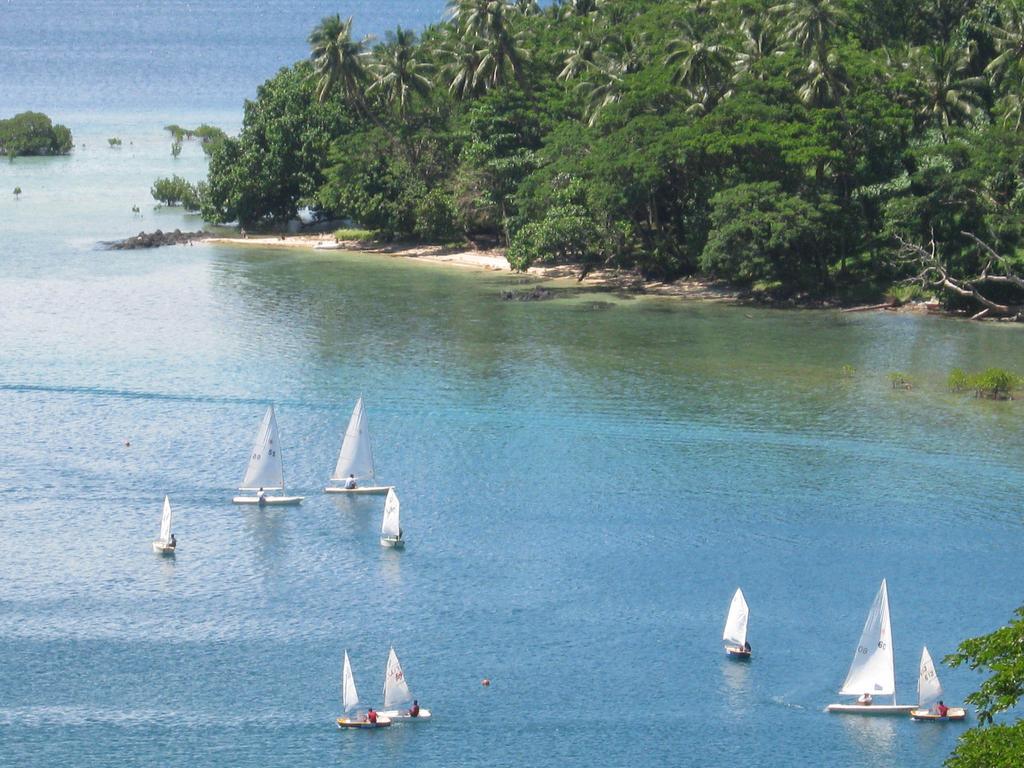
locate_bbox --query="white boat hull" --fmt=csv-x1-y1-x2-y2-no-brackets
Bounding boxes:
232,495,303,505
827,703,916,715
336,716,392,729
379,708,431,720
910,707,967,721
325,485,393,495
314,242,344,250
152,541,176,554
380,536,404,549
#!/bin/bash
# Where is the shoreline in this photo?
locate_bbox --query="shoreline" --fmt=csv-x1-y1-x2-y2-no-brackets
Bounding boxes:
205,234,740,302
204,234,995,318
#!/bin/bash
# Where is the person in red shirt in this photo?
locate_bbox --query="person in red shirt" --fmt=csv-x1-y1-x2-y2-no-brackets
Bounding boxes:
408,700,420,718
367,708,378,724
936,701,949,717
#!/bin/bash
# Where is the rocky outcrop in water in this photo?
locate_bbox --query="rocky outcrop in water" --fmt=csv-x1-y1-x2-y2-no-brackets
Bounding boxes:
105,229,211,249
500,287,554,301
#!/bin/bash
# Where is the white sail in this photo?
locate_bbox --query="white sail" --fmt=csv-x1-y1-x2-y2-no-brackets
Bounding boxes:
839,579,896,697
331,398,376,482
157,495,173,544
917,646,943,710
342,651,359,714
381,489,401,537
240,406,285,491
383,647,414,709
722,588,749,648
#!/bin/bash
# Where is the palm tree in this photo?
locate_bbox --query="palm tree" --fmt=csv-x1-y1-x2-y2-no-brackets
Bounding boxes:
996,90,1024,131
446,0,528,92
448,0,503,38
733,12,781,82
795,50,849,107
770,0,848,63
908,42,987,138
579,70,624,126
558,33,599,81
474,29,530,90
367,27,434,117
576,34,646,124
442,39,487,99
308,15,370,105
560,0,602,18
985,2,1024,87
665,34,735,114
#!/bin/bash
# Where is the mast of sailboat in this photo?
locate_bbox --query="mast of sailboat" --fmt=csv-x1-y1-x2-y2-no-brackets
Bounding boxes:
361,393,376,485
278,407,287,495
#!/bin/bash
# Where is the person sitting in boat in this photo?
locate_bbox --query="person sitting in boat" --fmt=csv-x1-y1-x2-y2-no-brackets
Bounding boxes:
408,700,420,718
743,640,751,653
367,707,378,724
344,474,357,489
257,487,267,504
169,533,177,550
858,693,873,706
934,700,949,717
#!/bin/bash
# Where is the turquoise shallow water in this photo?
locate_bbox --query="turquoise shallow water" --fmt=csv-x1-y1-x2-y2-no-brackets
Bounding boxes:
3,3,1024,767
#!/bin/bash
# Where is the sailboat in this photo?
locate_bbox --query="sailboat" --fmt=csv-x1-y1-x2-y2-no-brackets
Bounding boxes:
232,406,303,505
827,579,915,714
910,646,967,721
379,488,404,548
151,495,176,554
723,588,751,659
324,398,393,495
336,650,391,728
379,647,432,720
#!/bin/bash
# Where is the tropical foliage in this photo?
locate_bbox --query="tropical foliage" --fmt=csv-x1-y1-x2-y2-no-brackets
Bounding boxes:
946,606,1024,767
0,112,73,157
197,0,1024,303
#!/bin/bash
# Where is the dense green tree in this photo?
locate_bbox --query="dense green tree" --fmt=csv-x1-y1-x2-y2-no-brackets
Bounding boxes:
945,606,1024,767
151,175,203,210
202,63,352,226
196,0,1024,307
0,112,73,157
700,181,836,290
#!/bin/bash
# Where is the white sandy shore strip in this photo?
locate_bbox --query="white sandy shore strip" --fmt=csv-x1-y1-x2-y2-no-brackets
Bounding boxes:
206,234,738,301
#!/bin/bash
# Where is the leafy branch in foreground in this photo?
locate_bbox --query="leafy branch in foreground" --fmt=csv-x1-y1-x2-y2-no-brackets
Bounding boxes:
945,606,1024,767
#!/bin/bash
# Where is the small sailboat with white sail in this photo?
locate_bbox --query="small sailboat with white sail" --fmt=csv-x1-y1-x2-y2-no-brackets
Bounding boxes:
379,488,404,549
324,398,392,495
379,647,431,720
910,646,967,721
723,588,751,659
336,650,391,729
151,495,177,554
232,406,303,505
827,579,915,714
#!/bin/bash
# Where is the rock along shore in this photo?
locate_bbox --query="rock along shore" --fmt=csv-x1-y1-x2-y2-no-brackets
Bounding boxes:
104,229,212,250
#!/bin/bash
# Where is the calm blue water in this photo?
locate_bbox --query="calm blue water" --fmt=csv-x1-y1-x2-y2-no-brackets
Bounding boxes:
2,3,1024,767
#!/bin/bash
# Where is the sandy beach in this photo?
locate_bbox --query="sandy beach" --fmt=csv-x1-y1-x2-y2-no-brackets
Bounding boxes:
205,234,738,301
